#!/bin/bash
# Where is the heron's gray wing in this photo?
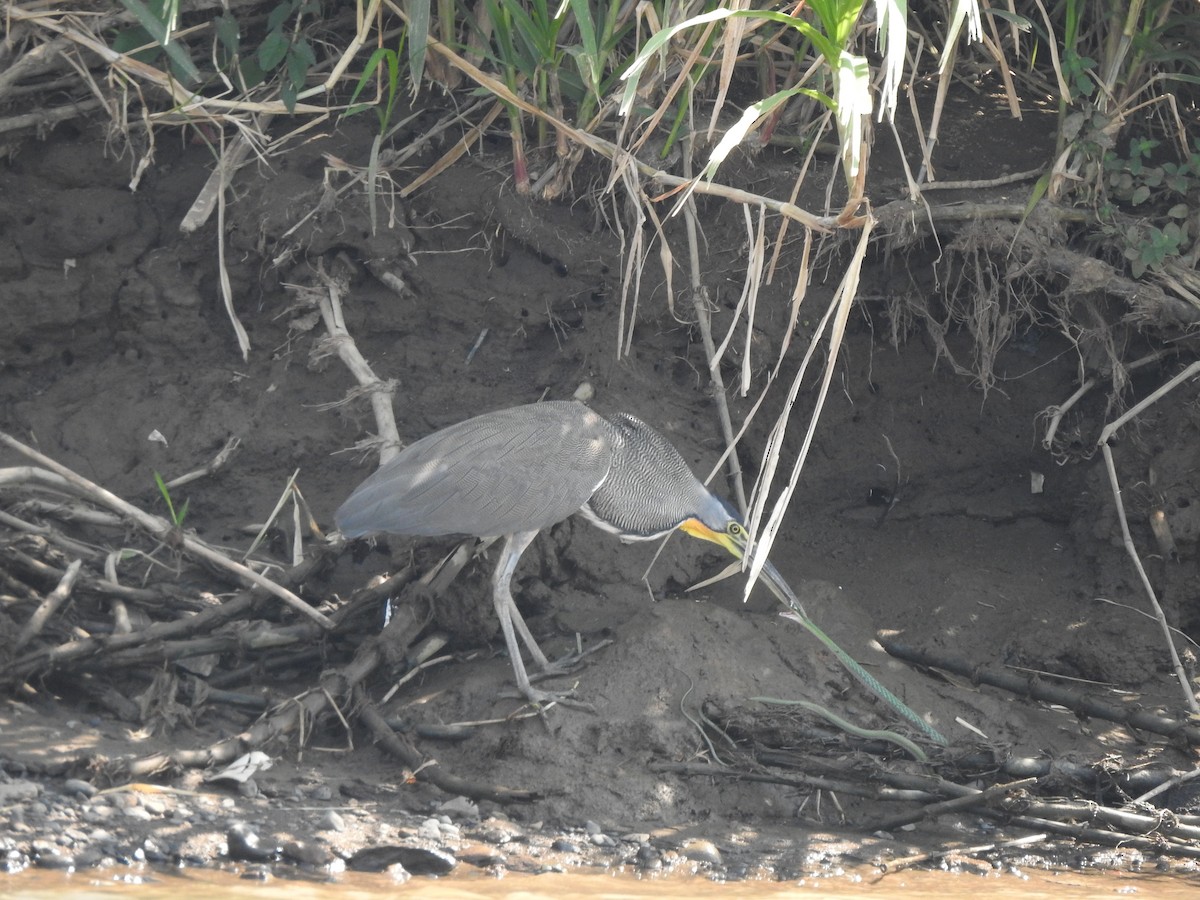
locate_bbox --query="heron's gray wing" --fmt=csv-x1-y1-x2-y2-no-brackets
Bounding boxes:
335,401,615,539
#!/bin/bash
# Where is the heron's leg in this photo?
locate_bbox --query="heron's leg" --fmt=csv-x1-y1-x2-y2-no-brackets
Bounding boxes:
506,597,551,668
492,533,565,668
492,532,570,703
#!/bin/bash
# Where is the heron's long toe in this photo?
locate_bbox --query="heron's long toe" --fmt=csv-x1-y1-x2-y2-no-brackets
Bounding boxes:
530,638,614,679
501,682,596,713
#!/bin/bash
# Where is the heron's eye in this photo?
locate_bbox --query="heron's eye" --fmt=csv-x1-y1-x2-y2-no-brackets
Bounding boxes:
728,522,745,538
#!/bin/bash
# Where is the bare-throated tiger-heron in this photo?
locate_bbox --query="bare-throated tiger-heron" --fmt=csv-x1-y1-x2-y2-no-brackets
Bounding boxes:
335,401,803,704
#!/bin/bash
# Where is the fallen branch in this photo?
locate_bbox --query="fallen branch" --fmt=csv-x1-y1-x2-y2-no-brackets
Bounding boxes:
0,434,334,631
14,558,82,647
122,594,429,780
355,687,538,803
878,635,1200,745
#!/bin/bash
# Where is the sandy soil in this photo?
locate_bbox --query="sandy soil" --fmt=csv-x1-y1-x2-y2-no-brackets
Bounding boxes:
2,89,1199,871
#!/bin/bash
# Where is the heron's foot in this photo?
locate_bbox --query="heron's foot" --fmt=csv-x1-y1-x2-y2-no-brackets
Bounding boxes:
532,637,615,679
502,683,596,714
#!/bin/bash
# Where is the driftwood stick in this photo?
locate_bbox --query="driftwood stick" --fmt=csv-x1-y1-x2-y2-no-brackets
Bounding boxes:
80,622,322,670
162,436,242,490
1097,360,1200,717
649,761,929,803
122,595,429,780
311,269,402,466
355,688,538,803
875,777,1038,832
0,436,333,631
878,635,1200,744
14,558,82,647
1,551,328,684
982,809,1200,860
1002,795,1200,842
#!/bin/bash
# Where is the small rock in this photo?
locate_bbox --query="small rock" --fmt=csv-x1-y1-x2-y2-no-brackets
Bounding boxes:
590,833,617,848
142,799,167,816
282,840,334,867
72,848,108,869
385,863,411,883
681,839,723,866
551,839,580,853
122,807,153,822
2,849,31,874
348,846,456,876
584,820,602,835
141,837,172,863
63,779,97,799
417,818,442,841
310,785,333,802
240,865,273,882
0,782,40,801
318,810,345,832
438,796,479,819
34,848,75,870
227,823,278,863
636,843,662,870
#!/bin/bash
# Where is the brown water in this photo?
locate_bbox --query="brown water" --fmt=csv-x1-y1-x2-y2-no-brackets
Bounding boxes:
6,866,1200,898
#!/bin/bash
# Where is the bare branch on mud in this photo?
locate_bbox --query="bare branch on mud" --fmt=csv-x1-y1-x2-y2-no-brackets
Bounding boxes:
304,269,402,467
121,595,430,781
14,557,82,647
878,635,1200,744
162,436,242,490
875,777,1038,832
1097,360,1200,716
0,432,334,630
355,687,538,803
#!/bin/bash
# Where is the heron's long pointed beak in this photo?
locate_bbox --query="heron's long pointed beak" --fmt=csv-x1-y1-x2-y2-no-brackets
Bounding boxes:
755,557,807,619
680,517,807,618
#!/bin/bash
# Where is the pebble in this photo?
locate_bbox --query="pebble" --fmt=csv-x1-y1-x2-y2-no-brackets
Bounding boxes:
590,833,617,848
348,845,457,876
438,796,479,819
141,837,172,863
282,840,334,867
63,779,97,799
417,818,442,841
681,839,723,866
636,843,662,870
310,785,333,801
123,808,153,822
227,823,278,863
319,810,345,832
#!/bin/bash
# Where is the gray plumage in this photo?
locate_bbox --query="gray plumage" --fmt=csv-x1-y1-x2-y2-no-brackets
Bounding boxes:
336,401,728,544
335,400,791,706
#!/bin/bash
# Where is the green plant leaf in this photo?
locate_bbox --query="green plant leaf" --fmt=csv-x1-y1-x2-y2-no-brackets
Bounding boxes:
112,26,161,64
117,0,201,85
1168,203,1189,219
287,37,315,88
407,0,431,88
1131,184,1150,205
216,11,240,55
259,30,290,71
267,0,295,33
